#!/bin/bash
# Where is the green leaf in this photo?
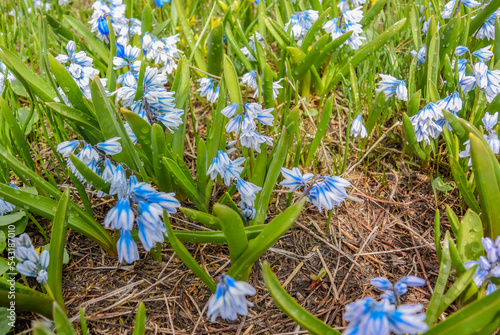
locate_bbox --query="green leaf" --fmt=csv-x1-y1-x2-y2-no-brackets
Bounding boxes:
425,289,500,335
445,205,461,237
122,110,153,159
196,138,208,200
0,279,55,319
360,0,387,27
407,90,421,117
213,204,248,262
69,153,111,193
434,211,442,262
262,15,292,49
151,124,171,191
48,54,93,116
432,176,454,192
470,133,500,238
170,56,191,158
457,210,484,263
132,302,147,335
48,188,70,309
46,102,101,133
163,216,216,292
179,207,222,230
106,17,117,93
305,96,332,166
426,232,452,325
223,55,243,104
0,211,25,226
64,15,109,63
207,23,224,76
0,308,14,335
223,25,253,72
172,0,206,71
300,8,331,51
0,48,57,102
79,308,89,335
0,98,35,169
228,198,305,280
262,262,340,335
53,303,76,335
449,155,481,213
163,158,207,212
469,1,500,37
253,125,291,224
142,3,153,34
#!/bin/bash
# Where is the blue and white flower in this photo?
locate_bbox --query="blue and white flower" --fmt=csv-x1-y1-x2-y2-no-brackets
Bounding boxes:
14,233,50,285
455,46,469,56
207,151,245,186
241,32,265,62
436,92,463,114
442,0,480,19
207,274,256,322
464,237,500,295
371,276,426,305
241,70,259,90
375,74,408,101
197,78,220,103
411,45,427,65
285,10,319,43
253,78,284,99
350,115,368,139
0,184,19,216
344,298,428,335
473,45,494,62
96,137,123,156
280,168,314,192
410,102,444,145
88,0,127,43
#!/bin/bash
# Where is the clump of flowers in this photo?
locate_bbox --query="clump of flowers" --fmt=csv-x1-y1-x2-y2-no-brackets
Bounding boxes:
280,168,351,212
221,103,274,152
14,233,50,285
285,10,319,45
142,32,183,75
464,237,500,295
197,77,220,103
206,274,256,322
207,151,261,221
410,102,444,145
323,4,366,50
241,32,265,62
371,276,426,305
88,0,127,43
56,137,123,194
459,112,500,165
375,75,408,101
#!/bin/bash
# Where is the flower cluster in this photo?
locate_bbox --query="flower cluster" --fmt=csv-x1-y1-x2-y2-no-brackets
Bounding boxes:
207,151,261,221
115,66,183,131
0,184,19,216
56,137,123,194
459,112,500,165
197,78,220,103
343,298,428,335
89,0,128,43
285,10,319,44
280,168,351,212
371,276,426,305
464,237,500,295
207,274,256,322
14,234,50,285
240,71,283,99
475,7,498,40
323,4,366,50
410,102,444,145
105,175,180,263
142,32,183,75
221,103,274,152
56,41,102,99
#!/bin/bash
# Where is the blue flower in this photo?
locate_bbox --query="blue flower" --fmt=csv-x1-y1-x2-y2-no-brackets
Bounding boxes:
280,167,314,192
240,33,264,62
350,115,368,138
375,74,408,101
154,0,170,7
117,229,140,264
197,78,219,103
110,165,128,199
56,140,81,157
442,0,480,19
472,45,494,62
241,71,259,90
436,92,462,114
344,298,428,335
207,151,245,186
455,46,469,56
464,237,500,294
96,137,122,155
236,178,262,203
411,45,426,65
307,176,351,212
144,192,181,215
113,45,141,70
104,198,134,230
14,234,50,285
207,274,256,322
371,276,426,305
0,184,19,216
476,15,495,40
285,10,319,42
410,103,444,145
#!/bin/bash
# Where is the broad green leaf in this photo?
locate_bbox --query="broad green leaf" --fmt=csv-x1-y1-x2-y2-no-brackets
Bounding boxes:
457,210,484,263
360,0,387,27
213,204,248,262
446,205,461,237
151,124,172,192
179,207,222,230
106,17,117,93
122,110,153,159
170,56,191,158
163,216,216,292
172,225,264,244
469,1,500,37
0,279,54,319
0,98,35,169
403,113,427,160
48,188,70,309
0,48,57,102
69,153,111,193
45,102,101,133
0,308,14,335
426,232,452,325
132,302,146,335
207,23,224,76
0,211,25,226
470,133,500,238
449,156,481,213
407,90,421,117
300,8,331,51
253,125,291,224
262,262,340,335
223,55,243,104
425,289,500,335
53,303,75,335
228,198,305,280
